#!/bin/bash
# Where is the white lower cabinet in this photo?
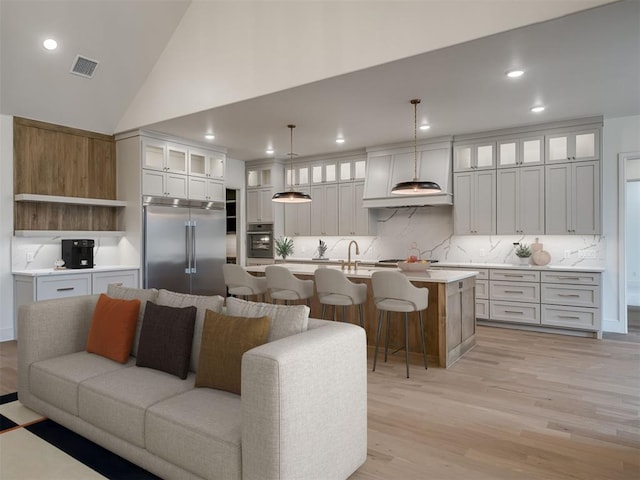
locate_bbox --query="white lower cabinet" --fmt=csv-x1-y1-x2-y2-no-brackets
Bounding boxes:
14,269,140,309
437,266,601,336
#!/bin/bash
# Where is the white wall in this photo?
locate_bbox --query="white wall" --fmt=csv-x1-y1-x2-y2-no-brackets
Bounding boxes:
116,1,609,131
0,115,14,341
602,115,640,332
627,179,640,306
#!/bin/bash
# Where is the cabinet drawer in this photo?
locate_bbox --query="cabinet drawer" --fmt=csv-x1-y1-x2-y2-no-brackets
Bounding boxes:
37,274,91,300
476,280,489,299
476,299,489,319
435,267,489,280
541,284,599,308
490,301,540,325
541,305,600,330
541,271,600,286
92,270,139,294
490,269,540,282
490,281,540,303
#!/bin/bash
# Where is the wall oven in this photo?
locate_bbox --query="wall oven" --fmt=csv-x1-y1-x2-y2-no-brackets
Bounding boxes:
247,223,274,259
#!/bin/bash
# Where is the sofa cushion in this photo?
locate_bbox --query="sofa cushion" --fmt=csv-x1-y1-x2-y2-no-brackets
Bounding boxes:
136,301,197,379
225,296,309,342
30,351,134,416
86,294,141,363
157,289,224,373
146,388,242,480
78,367,194,448
107,285,159,356
195,310,269,394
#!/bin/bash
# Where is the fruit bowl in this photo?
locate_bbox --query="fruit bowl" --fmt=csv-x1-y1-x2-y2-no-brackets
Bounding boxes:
398,260,430,272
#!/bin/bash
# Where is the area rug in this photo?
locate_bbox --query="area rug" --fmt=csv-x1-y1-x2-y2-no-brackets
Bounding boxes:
0,393,160,479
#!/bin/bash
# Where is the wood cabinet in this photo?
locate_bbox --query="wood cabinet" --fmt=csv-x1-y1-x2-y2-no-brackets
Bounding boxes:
338,181,370,236
310,184,338,235
247,188,274,223
453,170,496,234
545,160,600,234
453,141,495,171
496,166,544,234
13,117,119,234
545,128,599,163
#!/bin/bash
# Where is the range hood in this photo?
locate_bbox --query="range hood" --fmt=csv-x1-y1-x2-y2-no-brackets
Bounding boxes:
362,139,453,208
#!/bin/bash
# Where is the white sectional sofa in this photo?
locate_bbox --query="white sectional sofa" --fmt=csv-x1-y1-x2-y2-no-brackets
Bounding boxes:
17,293,367,480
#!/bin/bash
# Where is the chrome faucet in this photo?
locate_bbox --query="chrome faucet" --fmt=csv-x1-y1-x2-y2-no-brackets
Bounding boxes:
347,240,360,270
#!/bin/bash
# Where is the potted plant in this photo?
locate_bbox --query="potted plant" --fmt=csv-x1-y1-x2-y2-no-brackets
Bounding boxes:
275,236,294,261
514,243,532,265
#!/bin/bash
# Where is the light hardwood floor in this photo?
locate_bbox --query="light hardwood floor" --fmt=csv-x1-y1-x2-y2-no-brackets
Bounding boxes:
1,326,639,479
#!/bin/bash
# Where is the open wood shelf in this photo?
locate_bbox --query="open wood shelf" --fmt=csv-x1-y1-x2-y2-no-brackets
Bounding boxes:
14,194,126,207
14,230,126,238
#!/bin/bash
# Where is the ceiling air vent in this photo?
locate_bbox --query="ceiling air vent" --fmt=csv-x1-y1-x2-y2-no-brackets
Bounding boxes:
70,55,99,78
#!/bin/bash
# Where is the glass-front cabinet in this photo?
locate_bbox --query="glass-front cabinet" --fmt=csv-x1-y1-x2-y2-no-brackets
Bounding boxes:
454,142,495,172
497,136,543,168
545,128,599,163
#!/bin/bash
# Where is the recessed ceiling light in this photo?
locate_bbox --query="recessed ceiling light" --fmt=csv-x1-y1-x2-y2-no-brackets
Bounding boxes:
43,38,58,50
266,148,274,155
204,133,215,140
506,69,524,78
419,124,431,131
336,137,345,144
530,105,545,113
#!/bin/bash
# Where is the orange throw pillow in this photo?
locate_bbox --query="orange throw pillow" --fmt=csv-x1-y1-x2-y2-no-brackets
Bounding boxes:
86,294,141,363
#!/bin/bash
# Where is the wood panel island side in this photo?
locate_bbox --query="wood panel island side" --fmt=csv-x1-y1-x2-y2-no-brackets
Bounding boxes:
244,264,478,368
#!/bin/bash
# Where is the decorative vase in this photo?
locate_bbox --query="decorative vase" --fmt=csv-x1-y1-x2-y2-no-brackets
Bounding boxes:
518,256,530,265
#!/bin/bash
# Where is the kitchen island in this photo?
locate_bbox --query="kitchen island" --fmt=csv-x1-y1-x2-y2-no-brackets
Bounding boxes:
245,263,478,368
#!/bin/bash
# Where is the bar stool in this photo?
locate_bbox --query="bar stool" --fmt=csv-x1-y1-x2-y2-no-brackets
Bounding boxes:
314,268,367,328
222,264,268,301
371,270,428,378
265,265,314,305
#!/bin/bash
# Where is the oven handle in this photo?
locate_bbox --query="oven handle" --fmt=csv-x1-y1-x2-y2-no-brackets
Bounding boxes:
247,231,273,234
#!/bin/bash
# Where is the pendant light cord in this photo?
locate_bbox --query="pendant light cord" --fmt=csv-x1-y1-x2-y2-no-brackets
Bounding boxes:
413,100,418,181
288,124,295,192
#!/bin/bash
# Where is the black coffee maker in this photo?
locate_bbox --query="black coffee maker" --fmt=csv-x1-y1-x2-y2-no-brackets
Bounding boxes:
62,239,95,269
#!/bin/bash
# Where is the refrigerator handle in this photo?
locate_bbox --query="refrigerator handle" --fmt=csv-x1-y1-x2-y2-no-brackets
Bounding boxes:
191,221,197,274
185,221,191,274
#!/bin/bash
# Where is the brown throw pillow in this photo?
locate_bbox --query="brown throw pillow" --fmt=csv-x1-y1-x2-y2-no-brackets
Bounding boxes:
195,310,270,395
136,301,197,379
86,294,141,363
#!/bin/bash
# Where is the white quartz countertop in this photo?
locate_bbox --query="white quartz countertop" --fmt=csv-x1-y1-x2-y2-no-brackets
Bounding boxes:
245,263,477,283
435,262,605,273
13,266,140,277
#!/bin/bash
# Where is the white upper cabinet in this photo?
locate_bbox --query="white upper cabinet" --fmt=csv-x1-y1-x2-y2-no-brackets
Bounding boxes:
497,136,543,168
454,170,496,235
496,166,544,235
545,128,600,163
188,177,224,202
545,160,600,234
188,148,225,180
454,141,495,172
310,183,338,235
286,165,310,187
310,161,337,184
338,158,366,182
247,167,272,187
142,139,187,175
284,187,311,236
363,155,392,200
338,181,370,236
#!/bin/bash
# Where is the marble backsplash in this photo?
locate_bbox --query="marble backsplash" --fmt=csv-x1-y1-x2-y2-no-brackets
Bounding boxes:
12,236,123,271
284,207,605,268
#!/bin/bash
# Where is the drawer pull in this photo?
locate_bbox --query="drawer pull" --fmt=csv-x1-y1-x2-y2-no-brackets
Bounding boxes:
504,290,524,294
558,315,580,319
556,276,581,280
56,287,75,292
503,274,525,278
504,310,523,314
558,294,580,297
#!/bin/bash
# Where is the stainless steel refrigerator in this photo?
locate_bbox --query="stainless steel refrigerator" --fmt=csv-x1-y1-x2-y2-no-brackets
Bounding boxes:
143,196,226,296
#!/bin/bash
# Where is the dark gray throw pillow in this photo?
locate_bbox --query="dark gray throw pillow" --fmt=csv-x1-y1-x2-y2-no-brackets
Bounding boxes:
136,301,197,379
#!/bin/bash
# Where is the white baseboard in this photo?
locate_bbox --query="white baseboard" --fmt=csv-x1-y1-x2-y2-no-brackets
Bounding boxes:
0,327,15,342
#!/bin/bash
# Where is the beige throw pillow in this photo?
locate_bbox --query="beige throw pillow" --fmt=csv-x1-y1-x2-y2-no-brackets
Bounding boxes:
225,296,309,342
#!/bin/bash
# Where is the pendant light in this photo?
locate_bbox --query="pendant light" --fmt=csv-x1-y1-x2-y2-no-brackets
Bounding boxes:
391,99,441,195
272,124,312,203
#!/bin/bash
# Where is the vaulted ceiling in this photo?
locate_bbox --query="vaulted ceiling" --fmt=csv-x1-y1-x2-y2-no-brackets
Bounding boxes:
1,0,637,161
